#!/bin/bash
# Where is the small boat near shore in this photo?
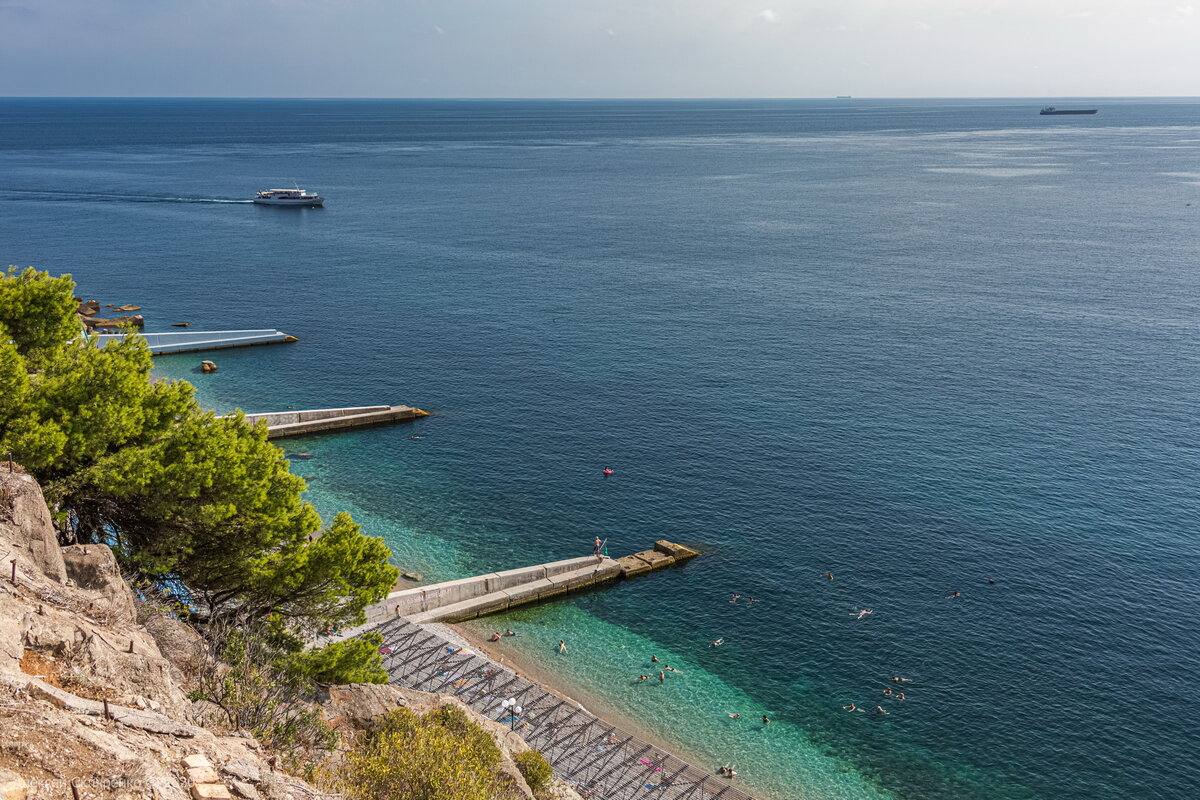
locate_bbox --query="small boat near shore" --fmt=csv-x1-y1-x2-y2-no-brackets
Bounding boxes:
253,188,324,206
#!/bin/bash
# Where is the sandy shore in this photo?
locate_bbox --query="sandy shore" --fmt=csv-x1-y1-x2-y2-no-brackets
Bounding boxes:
442,620,736,785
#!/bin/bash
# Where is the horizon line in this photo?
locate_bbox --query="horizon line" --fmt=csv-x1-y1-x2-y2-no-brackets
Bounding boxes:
3,95,1200,102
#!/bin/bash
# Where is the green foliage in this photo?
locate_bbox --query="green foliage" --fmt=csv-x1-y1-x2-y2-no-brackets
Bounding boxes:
340,706,515,800
286,631,387,685
0,266,80,366
0,266,397,641
514,750,554,795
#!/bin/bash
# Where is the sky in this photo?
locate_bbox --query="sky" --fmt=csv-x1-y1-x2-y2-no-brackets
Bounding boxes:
1,0,1198,98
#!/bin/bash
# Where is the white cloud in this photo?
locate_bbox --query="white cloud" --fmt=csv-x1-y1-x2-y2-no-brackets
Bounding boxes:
913,21,933,31
433,25,445,35
1176,5,1196,15
604,27,616,36
757,9,778,24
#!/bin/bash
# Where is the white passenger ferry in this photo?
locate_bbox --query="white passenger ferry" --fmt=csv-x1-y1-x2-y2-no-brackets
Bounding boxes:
253,188,325,206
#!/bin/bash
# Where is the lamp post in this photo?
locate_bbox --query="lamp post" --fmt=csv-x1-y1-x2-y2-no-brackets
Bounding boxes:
499,698,523,731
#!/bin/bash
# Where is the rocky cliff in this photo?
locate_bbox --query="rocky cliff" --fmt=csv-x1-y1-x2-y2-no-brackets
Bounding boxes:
0,468,572,800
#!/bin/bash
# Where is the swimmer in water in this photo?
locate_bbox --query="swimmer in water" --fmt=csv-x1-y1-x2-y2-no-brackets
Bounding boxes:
746,597,757,603
884,688,893,696
658,671,666,682
852,609,873,620
728,713,741,719
505,629,516,636
488,632,501,642
946,592,961,598
897,693,907,701
651,655,660,663
842,704,859,712
730,594,741,603
409,435,423,440
638,675,649,682
876,706,890,714
559,640,567,654
986,578,996,584
761,715,770,724
710,639,724,647
821,573,835,581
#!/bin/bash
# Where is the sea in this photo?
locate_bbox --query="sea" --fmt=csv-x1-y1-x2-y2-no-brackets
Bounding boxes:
2,97,1198,800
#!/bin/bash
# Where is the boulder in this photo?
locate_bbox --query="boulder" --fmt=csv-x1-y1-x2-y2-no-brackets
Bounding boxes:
82,315,145,330
0,471,67,584
61,545,137,623
200,361,218,374
76,299,101,316
0,769,27,800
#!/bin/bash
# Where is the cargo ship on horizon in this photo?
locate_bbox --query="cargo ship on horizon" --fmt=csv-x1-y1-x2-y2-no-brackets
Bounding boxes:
1040,107,1098,115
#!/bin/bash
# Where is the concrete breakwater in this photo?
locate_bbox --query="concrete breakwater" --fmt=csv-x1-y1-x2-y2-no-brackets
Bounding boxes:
366,541,700,626
93,328,297,354
241,405,429,439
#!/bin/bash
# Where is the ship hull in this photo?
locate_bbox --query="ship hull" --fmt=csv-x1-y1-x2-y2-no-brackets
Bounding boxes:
1040,110,1098,115
252,197,324,206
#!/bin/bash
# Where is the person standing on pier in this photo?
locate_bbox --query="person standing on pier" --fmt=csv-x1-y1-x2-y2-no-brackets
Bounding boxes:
593,537,603,556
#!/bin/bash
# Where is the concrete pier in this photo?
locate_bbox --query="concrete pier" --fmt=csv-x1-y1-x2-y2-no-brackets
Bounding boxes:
365,541,699,626
93,329,297,355
241,405,430,439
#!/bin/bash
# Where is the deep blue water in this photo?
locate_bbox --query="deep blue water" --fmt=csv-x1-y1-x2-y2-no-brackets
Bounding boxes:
2,97,1199,800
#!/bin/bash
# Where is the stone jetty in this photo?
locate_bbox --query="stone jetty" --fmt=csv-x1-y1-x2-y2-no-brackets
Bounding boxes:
241,405,429,439
92,328,297,355
366,541,699,626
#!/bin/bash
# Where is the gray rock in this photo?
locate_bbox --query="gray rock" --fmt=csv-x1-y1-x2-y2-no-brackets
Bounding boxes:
222,759,261,784
229,780,258,800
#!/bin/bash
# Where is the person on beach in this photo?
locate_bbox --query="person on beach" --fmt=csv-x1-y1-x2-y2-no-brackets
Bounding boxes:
394,605,401,618
761,715,770,724
559,640,567,654
488,632,501,642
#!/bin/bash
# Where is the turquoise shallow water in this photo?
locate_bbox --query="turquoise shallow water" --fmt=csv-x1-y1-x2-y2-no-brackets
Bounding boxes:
4,98,1200,800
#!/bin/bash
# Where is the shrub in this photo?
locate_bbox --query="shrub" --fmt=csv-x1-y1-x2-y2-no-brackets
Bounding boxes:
341,706,515,800
514,750,554,795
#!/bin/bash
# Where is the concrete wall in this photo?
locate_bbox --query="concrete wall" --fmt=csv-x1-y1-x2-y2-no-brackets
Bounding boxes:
242,406,391,427
372,556,610,623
